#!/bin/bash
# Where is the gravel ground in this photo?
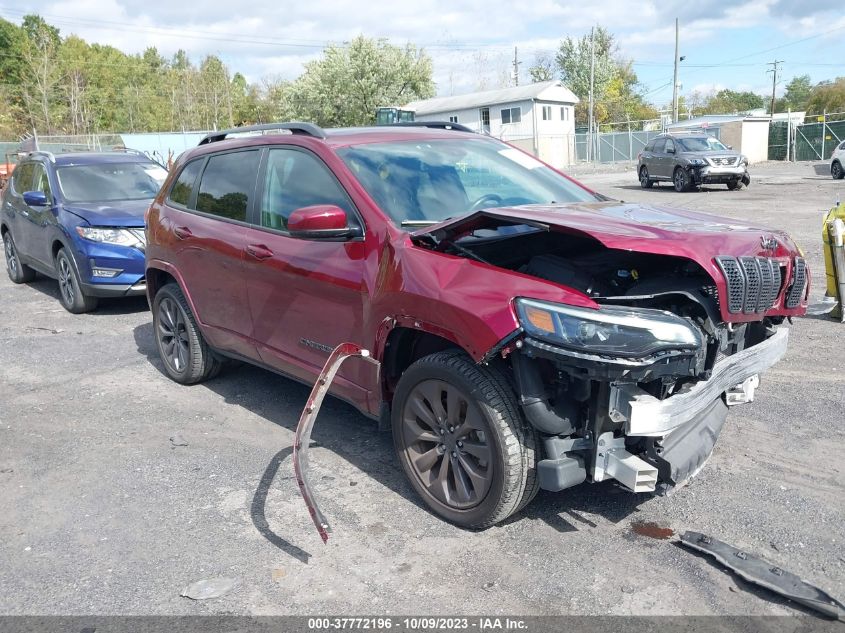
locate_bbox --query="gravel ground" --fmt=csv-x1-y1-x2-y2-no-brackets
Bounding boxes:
0,160,843,617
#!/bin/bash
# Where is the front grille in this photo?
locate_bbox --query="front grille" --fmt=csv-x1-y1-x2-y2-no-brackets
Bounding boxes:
710,157,738,166
785,257,807,308
715,256,784,314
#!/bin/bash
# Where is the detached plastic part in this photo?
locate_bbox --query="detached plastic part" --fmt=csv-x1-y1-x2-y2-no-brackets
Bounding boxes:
681,531,845,620
293,342,380,543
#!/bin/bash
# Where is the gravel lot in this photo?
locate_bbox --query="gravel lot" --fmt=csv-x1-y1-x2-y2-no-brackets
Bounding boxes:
1,160,843,617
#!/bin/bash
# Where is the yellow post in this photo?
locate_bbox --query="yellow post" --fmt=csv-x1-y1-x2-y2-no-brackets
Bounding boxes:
823,202,845,318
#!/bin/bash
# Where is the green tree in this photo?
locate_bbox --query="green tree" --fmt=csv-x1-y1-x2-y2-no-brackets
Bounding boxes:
698,89,765,115
555,27,617,124
782,74,812,111
806,78,845,115
287,36,435,127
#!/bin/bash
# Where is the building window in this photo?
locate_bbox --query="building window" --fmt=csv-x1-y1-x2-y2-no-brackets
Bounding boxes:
501,107,521,124
542,106,552,121
561,107,567,121
449,115,458,123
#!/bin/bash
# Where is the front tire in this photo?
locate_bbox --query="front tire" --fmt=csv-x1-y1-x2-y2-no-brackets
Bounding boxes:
152,283,221,384
56,248,98,313
673,167,692,192
833,161,844,180
3,231,36,284
392,351,537,529
726,179,741,190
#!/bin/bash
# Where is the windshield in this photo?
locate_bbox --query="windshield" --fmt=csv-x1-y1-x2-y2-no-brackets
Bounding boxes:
677,136,728,152
336,138,599,226
56,162,168,202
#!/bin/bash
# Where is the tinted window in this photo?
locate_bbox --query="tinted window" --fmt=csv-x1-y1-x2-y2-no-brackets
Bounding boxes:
676,136,727,152
196,150,260,222
643,141,655,152
57,162,166,202
260,149,354,231
665,138,676,153
169,159,204,207
652,138,666,153
12,163,34,193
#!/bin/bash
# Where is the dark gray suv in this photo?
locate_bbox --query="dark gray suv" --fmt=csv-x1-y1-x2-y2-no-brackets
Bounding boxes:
637,133,750,192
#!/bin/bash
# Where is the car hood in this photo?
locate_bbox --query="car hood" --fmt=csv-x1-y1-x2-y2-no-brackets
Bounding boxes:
678,150,742,159
411,202,799,261
64,199,152,227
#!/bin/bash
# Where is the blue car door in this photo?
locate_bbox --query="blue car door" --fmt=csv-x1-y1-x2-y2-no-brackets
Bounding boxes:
4,162,35,259
23,163,57,269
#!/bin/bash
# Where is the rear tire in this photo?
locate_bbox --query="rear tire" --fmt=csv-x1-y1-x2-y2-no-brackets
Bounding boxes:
56,248,98,313
152,283,222,384
726,179,741,190
833,161,844,180
639,166,653,189
3,231,36,284
392,351,537,528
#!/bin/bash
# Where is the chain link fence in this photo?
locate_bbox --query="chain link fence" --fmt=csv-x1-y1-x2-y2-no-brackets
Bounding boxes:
768,112,845,161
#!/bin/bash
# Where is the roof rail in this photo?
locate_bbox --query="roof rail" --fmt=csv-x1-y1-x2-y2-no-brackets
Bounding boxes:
27,150,55,162
199,122,327,145
390,121,476,134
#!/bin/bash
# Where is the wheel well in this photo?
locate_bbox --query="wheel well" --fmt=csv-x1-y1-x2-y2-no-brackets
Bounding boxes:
51,240,64,260
0,223,7,237
381,327,462,401
146,267,177,300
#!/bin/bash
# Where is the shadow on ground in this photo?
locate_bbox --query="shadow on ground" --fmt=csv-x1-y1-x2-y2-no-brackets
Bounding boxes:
22,274,149,316
133,321,652,562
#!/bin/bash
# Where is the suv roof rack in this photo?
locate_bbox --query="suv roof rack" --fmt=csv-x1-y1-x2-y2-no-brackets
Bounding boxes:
27,150,55,162
199,122,327,145
390,121,476,134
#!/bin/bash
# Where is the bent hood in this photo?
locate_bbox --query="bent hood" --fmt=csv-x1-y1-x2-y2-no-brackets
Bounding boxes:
65,199,152,227
412,202,800,261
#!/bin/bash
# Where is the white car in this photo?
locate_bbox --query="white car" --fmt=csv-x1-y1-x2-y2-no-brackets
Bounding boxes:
832,140,845,179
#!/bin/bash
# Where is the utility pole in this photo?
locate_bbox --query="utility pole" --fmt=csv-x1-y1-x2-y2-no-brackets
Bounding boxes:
512,47,521,86
588,27,595,162
672,18,680,124
767,60,783,117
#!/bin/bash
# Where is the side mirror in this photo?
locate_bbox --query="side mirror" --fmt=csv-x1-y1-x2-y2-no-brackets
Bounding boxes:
726,145,733,150
666,147,675,154
23,191,49,207
288,205,360,239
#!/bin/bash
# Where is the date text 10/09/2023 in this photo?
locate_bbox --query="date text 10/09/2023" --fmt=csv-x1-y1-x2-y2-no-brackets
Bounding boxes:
307,617,528,630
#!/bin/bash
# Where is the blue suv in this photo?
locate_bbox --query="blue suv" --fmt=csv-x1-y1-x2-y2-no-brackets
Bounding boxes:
1,151,167,312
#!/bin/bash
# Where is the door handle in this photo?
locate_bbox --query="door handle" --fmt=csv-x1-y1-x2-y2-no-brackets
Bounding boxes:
174,226,193,240
246,244,274,260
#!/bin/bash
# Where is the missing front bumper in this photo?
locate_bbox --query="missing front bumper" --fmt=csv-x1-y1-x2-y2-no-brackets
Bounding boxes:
609,327,789,437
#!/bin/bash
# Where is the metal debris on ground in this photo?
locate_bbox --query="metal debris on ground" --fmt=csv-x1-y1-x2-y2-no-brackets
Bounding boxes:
293,342,380,544
680,531,845,620
180,577,240,600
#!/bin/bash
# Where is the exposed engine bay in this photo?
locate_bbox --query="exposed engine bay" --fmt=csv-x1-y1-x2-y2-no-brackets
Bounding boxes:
413,219,790,496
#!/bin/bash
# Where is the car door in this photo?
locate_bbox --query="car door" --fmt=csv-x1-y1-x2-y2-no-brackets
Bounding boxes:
242,146,370,403
4,162,35,258
663,138,677,178
159,149,260,359
23,162,58,269
647,138,666,178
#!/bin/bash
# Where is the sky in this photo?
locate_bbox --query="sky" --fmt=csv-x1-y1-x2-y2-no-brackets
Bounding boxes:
3,0,844,111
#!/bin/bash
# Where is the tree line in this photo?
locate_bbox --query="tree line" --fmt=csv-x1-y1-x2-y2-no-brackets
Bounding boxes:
1,14,843,139
0,15,435,137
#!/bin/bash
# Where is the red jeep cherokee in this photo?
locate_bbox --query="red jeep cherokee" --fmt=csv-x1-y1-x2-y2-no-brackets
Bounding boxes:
145,122,808,528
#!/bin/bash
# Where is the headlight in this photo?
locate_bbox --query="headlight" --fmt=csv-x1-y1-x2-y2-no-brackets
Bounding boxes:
739,155,748,166
515,298,702,358
688,158,706,166
76,227,145,249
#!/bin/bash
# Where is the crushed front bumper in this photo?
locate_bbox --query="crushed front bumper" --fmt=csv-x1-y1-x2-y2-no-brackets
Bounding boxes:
690,164,749,185
608,327,789,437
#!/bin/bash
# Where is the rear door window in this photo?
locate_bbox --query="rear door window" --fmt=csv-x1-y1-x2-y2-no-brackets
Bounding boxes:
195,150,260,222
652,138,666,153
12,163,34,194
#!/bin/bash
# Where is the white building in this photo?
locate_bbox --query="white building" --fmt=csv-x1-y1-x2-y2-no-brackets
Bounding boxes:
404,81,579,168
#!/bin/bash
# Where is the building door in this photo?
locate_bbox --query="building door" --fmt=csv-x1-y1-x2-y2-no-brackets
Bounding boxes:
479,107,490,134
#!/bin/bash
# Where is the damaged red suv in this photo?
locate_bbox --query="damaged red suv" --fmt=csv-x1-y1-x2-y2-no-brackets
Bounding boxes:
145,122,809,528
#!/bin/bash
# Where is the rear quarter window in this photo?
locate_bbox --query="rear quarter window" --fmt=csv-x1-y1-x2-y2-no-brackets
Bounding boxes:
168,159,204,208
